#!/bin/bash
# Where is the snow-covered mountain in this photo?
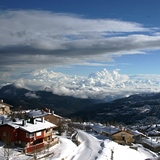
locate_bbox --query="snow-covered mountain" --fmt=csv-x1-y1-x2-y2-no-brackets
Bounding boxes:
0,84,97,116
1,84,160,125
70,93,160,125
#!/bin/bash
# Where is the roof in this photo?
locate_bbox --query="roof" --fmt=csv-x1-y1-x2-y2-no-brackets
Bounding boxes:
0,123,19,129
0,118,57,133
27,109,48,118
0,101,13,108
112,130,137,136
46,112,63,119
19,120,57,133
130,130,145,136
91,124,119,135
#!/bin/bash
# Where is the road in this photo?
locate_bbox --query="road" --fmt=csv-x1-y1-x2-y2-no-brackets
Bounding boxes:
67,130,103,160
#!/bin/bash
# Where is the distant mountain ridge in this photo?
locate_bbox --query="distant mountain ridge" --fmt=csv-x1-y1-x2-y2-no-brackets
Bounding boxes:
0,84,97,116
70,92,160,124
1,84,160,125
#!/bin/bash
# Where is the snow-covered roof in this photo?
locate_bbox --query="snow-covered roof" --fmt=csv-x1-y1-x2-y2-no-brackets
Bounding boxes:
27,109,48,118
143,137,160,148
91,124,119,135
148,130,160,136
0,100,13,107
131,130,145,136
48,112,63,119
1,119,57,133
19,120,57,133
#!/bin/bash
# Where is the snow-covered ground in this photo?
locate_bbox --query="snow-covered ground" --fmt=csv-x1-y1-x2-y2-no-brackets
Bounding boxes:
66,130,158,160
0,130,159,160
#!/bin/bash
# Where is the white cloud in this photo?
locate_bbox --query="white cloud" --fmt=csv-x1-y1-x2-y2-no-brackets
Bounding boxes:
0,10,160,73
1,9,160,100
7,69,160,101
25,92,40,99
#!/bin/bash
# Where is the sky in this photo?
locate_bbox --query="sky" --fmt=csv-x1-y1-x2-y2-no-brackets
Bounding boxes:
0,0,160,100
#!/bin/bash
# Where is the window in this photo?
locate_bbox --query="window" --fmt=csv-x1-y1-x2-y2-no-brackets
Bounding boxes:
36,131,41,136
26,133,34,138
3,132,6,136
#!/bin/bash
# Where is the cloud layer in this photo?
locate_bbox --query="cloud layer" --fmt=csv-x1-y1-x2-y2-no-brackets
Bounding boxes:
10,68,160,101
0,10,160,73
1,10,160,101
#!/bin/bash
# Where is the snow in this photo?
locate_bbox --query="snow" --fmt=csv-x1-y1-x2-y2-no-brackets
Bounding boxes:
27,109,48,118
0,130,159,160
5,118,57,133
91,123,119,135
66,130,157,160
143,137,160,148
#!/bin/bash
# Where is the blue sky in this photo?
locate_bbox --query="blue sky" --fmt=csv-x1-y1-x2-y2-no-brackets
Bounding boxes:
0,0,160,100
1,0,160,75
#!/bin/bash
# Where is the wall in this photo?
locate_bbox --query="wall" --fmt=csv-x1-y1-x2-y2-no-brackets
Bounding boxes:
0,125,18,145
112,131,134,144
44,114,61,127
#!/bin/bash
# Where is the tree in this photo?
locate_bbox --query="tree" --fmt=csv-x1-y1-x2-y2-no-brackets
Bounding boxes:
2,133,13,160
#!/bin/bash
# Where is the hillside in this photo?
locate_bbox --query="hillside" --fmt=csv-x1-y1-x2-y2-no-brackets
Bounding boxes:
0,84,97,116
1,84,160,125
70,93,160,124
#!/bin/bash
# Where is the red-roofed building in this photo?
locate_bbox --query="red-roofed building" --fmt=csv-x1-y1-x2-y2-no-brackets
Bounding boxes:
0,114,58,153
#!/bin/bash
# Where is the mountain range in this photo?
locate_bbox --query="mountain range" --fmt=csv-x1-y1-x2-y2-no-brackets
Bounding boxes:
1,84,160,125
0,84,97,116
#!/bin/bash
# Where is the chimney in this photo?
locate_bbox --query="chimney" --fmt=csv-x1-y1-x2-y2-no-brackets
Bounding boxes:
30,118,36,124
52,111,54,115
33,118,36,124
41,117,45,123
22,119,27,126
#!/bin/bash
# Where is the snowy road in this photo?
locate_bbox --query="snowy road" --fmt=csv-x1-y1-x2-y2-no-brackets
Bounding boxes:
67,130,103,160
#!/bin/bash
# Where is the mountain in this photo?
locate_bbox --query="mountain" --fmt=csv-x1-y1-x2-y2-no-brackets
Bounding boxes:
0,84,97,116
70,92,160,125
1,84,160,125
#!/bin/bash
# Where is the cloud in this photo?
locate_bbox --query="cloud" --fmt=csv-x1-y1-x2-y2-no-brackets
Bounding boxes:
25,92,40,99
9,68,160,101
0,10,160,73
1,9,160,100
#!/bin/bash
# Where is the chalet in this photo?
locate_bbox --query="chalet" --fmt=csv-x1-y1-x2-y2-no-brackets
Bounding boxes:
44,111,64,127
0,99,12,115
112,129,144,145
112,130,134,145
0,110,58,153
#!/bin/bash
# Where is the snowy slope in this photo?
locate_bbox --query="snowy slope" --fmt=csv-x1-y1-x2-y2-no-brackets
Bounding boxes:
66,130,158,160
0,130,158,160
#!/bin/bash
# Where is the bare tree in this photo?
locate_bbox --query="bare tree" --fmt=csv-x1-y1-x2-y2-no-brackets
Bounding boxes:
2,133,13,160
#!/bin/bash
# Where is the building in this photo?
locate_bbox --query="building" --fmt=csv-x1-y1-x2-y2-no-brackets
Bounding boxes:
0,99,12,115
44,111,64,127
112,129,143,145
0,110,58,153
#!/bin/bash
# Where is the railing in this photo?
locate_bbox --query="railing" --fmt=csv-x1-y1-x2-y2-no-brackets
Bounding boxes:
25,142,44,153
